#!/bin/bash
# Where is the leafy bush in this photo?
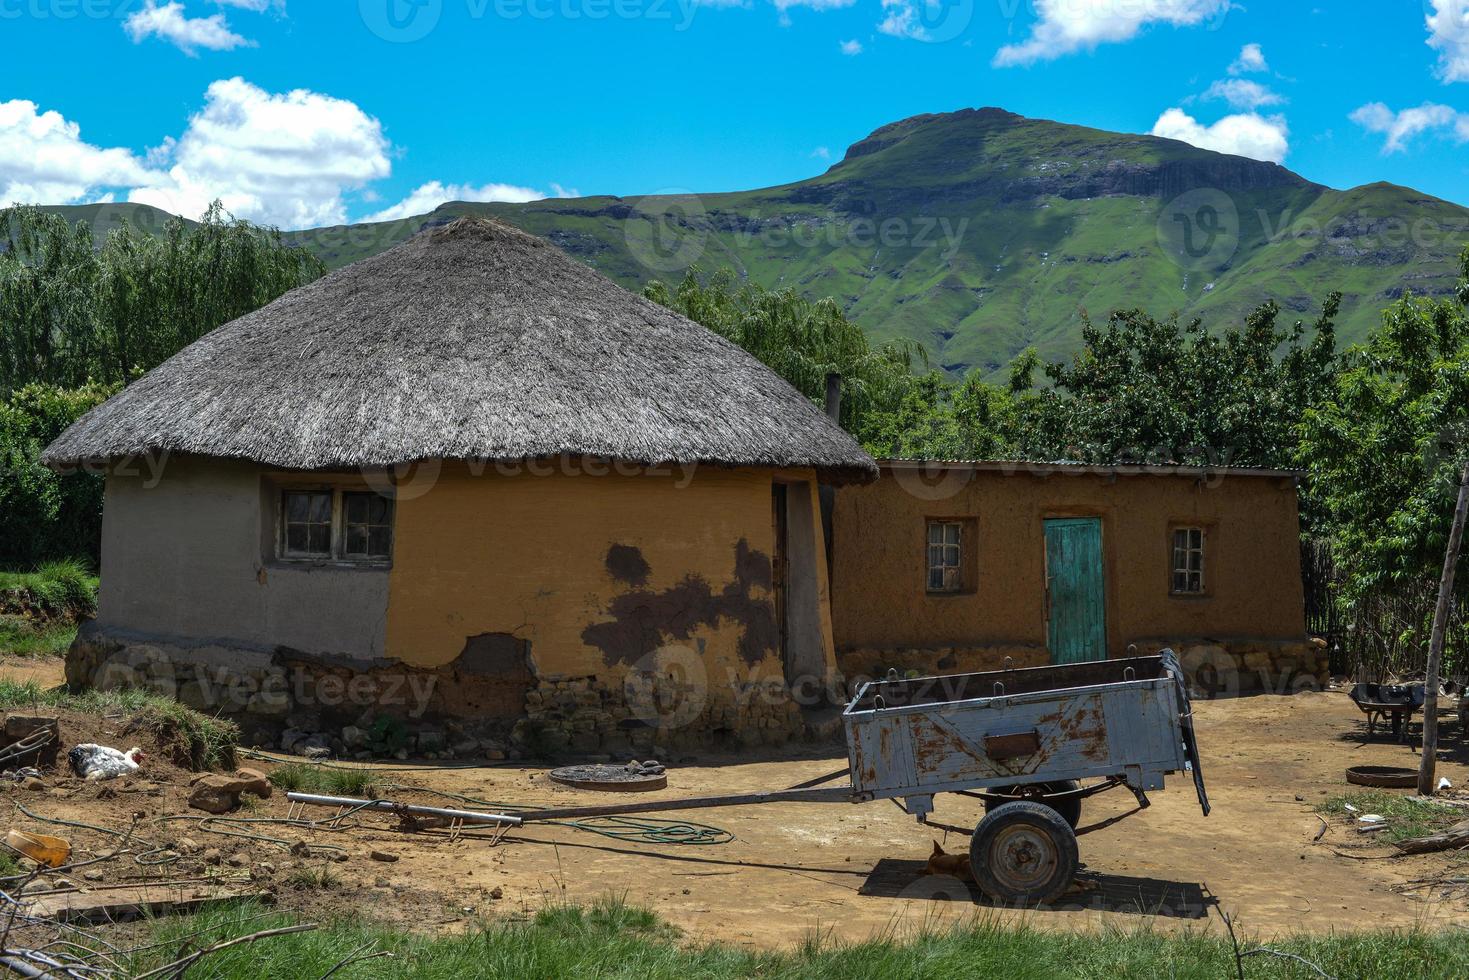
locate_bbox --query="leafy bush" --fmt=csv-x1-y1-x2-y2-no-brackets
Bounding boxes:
0,382,116,566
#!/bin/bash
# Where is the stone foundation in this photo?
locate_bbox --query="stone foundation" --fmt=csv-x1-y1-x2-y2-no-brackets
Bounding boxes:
65,623,828,759
836,637,1329,698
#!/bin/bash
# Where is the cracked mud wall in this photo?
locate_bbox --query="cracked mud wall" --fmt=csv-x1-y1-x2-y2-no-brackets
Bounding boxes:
383,463,836,702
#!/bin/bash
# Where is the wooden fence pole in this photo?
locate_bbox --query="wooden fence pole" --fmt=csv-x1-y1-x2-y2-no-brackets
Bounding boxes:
1419,461,1469,796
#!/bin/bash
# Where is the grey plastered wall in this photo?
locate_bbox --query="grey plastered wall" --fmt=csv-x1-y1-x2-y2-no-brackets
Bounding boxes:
96,456,388,659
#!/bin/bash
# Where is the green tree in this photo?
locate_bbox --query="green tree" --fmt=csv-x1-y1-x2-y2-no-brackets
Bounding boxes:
1300,249,1469,671
0,382,117,565
1009,298,1338,470
645,268,923,449
0,203,323,394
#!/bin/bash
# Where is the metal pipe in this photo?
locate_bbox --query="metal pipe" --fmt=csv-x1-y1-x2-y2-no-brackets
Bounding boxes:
512,785,855,822
284,793,523,827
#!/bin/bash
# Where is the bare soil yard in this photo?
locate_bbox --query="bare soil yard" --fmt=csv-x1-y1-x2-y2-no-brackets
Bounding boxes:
2,656,1467,949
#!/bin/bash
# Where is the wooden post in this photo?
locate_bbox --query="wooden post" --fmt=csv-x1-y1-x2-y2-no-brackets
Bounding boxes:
1419,461,1469,796
818,373,841,584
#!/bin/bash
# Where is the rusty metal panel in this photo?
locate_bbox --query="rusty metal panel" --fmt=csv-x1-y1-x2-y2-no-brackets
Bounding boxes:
842,650,1207,811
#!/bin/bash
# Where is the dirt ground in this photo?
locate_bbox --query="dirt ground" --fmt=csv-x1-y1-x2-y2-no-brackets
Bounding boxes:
3,656,1469,948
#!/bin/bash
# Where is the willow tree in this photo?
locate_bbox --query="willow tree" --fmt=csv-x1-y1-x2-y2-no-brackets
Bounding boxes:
645,268,923,445
0,203,324,394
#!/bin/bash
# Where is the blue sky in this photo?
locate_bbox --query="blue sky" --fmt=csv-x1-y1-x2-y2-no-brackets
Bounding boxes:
4,0,1468,228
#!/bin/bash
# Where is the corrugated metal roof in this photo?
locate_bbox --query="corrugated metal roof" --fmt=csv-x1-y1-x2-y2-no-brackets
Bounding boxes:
881,458,1303,479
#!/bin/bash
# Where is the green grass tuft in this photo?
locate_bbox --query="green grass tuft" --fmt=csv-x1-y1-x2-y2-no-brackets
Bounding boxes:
1319,791,1463,843
268,762,379,797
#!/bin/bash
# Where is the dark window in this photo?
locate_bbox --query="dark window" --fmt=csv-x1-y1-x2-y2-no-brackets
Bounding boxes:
1172,527,1205,594
282,491,333,558
279,488,393,563
927,520,964,593
343,492,394,559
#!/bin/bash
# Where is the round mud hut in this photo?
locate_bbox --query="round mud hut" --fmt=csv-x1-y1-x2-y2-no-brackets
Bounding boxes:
44,217,877,756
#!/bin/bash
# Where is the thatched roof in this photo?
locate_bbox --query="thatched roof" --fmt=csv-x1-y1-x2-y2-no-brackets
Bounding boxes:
44,218,876,484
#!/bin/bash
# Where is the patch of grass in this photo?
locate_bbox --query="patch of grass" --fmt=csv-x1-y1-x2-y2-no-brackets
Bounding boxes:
268,762,379,797
0,679,238,772
125,898,1469,979
0,618,77,658
0,558,98,618
1319,791,1463,843
284,864,343,892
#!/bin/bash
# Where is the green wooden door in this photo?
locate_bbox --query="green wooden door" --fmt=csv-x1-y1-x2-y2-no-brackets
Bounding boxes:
1044,518,1107,664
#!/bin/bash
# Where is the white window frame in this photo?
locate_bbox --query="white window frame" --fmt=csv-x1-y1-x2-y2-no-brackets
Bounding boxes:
1171,526,1205,595
278,487,394,565
927,520,964,594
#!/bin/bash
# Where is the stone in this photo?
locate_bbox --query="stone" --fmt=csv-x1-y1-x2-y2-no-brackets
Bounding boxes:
341,725,368,750
489,886,503,900
415,730,446,753
279,728,310,753
177,838,202,854
202,848,223,865
485,748,507,762
188,775,242,814
369,850,399,863
450,739,479,757
20,777,43,792
225,852,248,868
82,870,104,882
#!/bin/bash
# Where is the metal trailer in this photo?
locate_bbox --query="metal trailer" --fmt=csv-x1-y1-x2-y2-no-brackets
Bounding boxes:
289,650,1209,905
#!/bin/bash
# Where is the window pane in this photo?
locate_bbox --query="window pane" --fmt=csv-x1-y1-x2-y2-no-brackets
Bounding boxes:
368,495,390,524
285,493,309,522
308,525,331,554
368,527,392,557
344,526,368,556
944,524,960,545
307,493,332,523
345,494,366,525
286,525,307,553
928,523,942,545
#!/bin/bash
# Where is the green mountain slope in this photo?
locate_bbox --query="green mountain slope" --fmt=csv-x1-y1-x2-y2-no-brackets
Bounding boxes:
46,108,1469,377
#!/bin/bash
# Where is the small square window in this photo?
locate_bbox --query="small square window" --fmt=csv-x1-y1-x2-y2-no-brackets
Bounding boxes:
927,520,964,593
1172,527,1205,594
282,491,333,558
342,492,393,560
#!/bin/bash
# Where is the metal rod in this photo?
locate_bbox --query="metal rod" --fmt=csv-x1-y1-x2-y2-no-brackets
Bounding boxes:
513,786,855,822
785,767,851,790
284,793,523,827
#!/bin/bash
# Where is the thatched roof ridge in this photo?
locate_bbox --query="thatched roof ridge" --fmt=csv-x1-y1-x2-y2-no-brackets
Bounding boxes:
44,218,877,484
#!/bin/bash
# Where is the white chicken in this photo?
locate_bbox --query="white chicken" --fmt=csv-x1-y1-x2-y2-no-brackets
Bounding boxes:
67,744,145,781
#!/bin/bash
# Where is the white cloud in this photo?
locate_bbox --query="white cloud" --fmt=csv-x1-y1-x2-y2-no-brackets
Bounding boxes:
994,0,1229,67
1228,42,1267,75
839,38,863,55
772,0,855,24
1350,101,1469,153
1150,108,1289,163
364,180,558,223
810,146,830,159
213,0,282,9
1428,1,1469,82
129,77,391,228
1203,78,1283,111
123,1,254,55
0,99,164,204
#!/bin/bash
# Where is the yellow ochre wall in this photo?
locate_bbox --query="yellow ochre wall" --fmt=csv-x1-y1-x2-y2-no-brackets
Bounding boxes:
832,466,1307,658
383,463,835,689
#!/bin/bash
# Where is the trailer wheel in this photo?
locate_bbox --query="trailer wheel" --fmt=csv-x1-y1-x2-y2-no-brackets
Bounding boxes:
984,780,1082,829
969,800,1078,906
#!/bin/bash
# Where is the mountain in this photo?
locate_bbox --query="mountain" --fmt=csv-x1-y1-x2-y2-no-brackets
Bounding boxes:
46,109,1469,377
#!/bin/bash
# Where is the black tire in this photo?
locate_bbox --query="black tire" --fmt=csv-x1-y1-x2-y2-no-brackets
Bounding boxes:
983,780,1083,829
969,800,1079,905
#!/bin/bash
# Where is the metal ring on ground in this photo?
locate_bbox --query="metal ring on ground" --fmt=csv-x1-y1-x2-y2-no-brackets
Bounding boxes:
1345,765,1418,788
548,764,668,792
